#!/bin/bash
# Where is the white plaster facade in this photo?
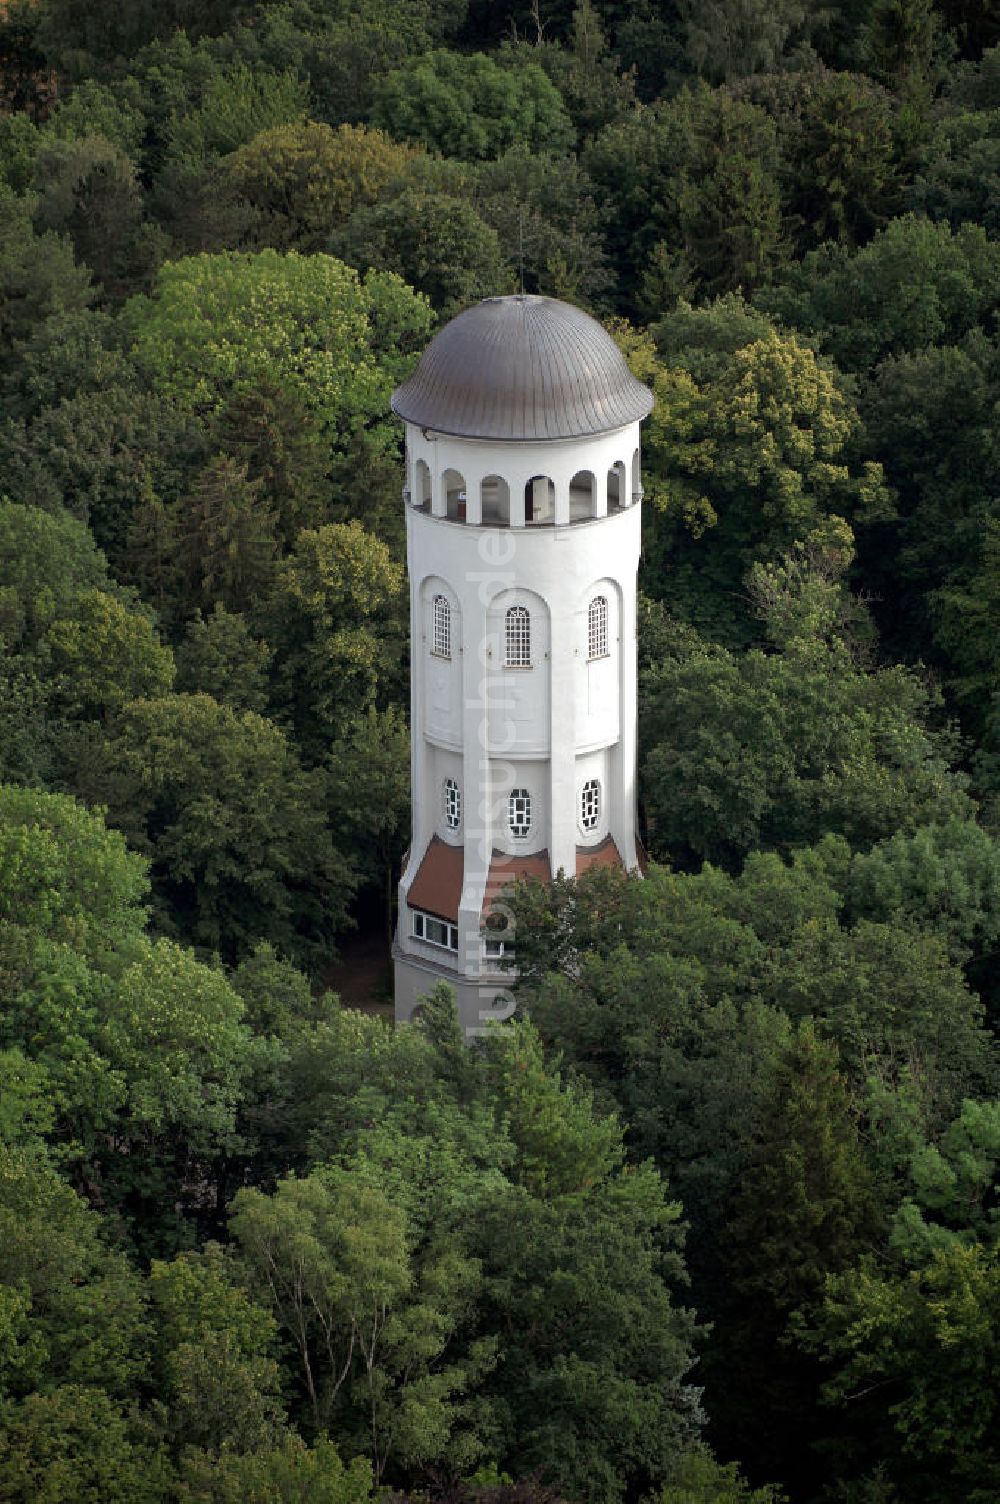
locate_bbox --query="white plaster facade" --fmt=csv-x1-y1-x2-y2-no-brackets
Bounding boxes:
393,419,644,1038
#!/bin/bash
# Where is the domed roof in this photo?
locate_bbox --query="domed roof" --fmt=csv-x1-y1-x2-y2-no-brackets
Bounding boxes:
391,295,654,441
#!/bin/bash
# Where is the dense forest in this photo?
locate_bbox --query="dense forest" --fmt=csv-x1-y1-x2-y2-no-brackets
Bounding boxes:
1,0,999,1499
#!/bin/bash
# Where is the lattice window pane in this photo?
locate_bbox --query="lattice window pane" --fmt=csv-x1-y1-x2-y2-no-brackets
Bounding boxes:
508,787,532,839
588,596,608,660
443,778,461,830
505,605,531,667
581,779,601,831
432,595,451,658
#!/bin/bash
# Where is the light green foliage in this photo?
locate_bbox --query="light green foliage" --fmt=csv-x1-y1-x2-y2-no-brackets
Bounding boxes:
44,588,176,718
176,1436,376,1503
334,189,512,316
620,310,889,635
230,1172,411,1437
0,783,149,958
484,1023,622,1197
847,819,1000,963
0,1384,171,1504
653,1447,786,1502
372,49,575,160
230,942,335,1041
43,80,147,159
124,250,432,452
807,1241,1000,1496
0,1145,151,1400
149,1245,287,1454
890,1097,1000,1257
270,1005,442,1174
227,121,422,251
265,521,405,753
0,502,109,644
100,937,252,1154
163,65,308,166
80,693,354,963
0,786,269,1245
0,1050,55,1148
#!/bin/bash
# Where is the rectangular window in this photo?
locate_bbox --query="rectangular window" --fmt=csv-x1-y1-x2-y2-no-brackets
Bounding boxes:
588,596,609,660
505,606,531,667
412,910,458,952
432,595,451,658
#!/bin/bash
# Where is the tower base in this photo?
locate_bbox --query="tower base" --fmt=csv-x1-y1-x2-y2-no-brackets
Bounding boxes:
393,946,515,1040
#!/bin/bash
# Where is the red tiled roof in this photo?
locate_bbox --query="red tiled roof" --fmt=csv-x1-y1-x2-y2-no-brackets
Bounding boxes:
407,837,463,922
484,849,551,916
576,836,625,876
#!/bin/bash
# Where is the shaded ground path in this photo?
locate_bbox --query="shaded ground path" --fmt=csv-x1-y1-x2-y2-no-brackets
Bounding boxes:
324,923,394,1020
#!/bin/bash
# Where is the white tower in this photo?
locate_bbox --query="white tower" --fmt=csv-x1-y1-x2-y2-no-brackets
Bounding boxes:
391,295,653,1038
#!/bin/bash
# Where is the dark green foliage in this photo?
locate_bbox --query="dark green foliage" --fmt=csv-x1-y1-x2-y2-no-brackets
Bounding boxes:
0,194,93,364
72,693,355,966
758,214,1000,373
909,107,1000,235
30,133,165,302
333,189,512,316
586,85,785,310
640,604,971,868
4,5,1000,1498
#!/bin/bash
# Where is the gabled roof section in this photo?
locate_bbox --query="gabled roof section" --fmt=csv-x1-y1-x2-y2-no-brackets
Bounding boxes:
407,837,463,923
484,849,552,917
576,836,625,876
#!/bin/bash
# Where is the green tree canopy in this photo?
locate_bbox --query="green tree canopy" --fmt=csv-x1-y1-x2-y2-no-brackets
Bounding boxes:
372,49,575,161
226,121,421,251
334,188,511,316
123,250,432,454
75,693,354,964
759,214,1000,373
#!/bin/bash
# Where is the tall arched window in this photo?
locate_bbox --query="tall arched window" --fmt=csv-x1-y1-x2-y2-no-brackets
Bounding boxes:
505,605,531,667
588,596,609,660
432,594,451,658
443,778,461,830
508,788,532,839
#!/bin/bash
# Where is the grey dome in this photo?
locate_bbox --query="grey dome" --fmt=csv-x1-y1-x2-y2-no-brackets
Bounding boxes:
391,295,654,441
